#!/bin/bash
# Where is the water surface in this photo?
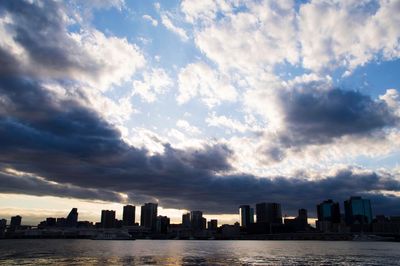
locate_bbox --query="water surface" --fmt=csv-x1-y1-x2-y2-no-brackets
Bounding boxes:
0,239,399,265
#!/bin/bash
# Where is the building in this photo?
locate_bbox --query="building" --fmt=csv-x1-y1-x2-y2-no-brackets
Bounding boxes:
207,219,218,231
66,208,78,227
284,209,309,232
101,210,116,228
190,211,206,231
256,202,282,224
239,205,254,228
46,217,56,227
0,219,6,229
10,215,22,229
344,196,372,226
182,213,191,228
317,200,341,223
140,203,158,231
156,215,170,234
123,205,135,226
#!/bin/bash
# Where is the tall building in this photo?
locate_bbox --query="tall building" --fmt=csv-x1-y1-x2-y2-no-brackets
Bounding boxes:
10,215,22,229
123,205,135,226
0,219,6,229
207,219,218,231
182,213,191,228
141,203,158,231
156,215,170,234
66,208,78,227
239,205,254,228
190,211,206,231
344,196,372,225
256,202,282,224
101,210,116,228
317,200,341,223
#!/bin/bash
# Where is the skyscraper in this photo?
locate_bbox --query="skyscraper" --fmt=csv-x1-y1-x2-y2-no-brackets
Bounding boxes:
101,210,116,228
141,203,158,231
256,202,282,224
344,196,372,225
10,215,21,229
190,211,205,231
66,208,78,227
123,205,135,226
239,205,254,228
317,199,341,223
156,215,170,234
182,212,191,228
207,219,218,231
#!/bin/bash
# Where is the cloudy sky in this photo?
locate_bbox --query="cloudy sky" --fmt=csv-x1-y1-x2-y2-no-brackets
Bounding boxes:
0,0,400,225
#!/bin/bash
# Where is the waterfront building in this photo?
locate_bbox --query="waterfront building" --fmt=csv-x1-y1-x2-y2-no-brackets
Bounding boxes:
140,203,158,231
207,219,218,231
182,212,191,228
10,215,22,229
344,196,372,225
101,210,116,228
66,208,78,227
123,205,135,226
156,215,170,234
190,211,206,231
317,200,341,223
239,205,254,228
256,202,282,224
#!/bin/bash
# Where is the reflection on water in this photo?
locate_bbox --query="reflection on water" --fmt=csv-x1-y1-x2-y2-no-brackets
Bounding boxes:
1,240,400,265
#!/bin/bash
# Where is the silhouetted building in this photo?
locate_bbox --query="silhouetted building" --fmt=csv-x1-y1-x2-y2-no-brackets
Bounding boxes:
316,199,341,232
141,203,158,231
372,215,400,234
207,219,218,231
101,210,116,228
239,205,254,228
344,196,372,232
66,208,78,227
56,217,67,227
190,211,206,231
10,215,22,229
256,202,282,224
46,217,56,227
123,205,135,226
156,215,170,234
317,200,341,223
0,219,6,229
182,213,191,228
284,209,309,232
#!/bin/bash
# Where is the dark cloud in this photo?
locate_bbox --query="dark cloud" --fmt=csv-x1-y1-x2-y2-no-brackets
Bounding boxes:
0,0,399,219
282,88,398,145
0,0,100,79
260,86,399,162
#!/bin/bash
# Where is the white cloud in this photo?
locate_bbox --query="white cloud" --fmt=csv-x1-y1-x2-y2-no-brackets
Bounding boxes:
142,14,158,26
177,62,237,107
206,113,251,133
176,119,201,135
299,0,400,72
193,1,299,74
132,68,173,102
181,0,233,24
161,14,189,41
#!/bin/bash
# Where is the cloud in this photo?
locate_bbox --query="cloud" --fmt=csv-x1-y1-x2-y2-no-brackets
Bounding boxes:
193,1,299,74
142,14,158,26
161,14,189,41
132,68,173,102
0,0,144,90
299,0,400,72
0,0,400,218
176,120,201,135
177,62,237,107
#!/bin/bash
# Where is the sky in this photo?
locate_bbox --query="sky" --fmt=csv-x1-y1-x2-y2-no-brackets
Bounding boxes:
0,0,400,225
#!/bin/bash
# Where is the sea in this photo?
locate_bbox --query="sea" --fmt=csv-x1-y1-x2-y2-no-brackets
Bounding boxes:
0,239,399,265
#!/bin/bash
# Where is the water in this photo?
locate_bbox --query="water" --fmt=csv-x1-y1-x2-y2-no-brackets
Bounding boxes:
0,240,399,265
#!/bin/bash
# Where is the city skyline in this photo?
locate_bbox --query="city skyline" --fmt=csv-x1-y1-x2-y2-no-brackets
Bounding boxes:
1,0,400,225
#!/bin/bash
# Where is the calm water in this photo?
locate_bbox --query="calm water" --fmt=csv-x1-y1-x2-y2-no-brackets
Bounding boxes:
0,240,399,265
